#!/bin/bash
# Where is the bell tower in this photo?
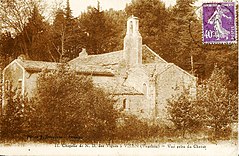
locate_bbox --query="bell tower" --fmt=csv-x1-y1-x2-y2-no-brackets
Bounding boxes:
123,15,142,68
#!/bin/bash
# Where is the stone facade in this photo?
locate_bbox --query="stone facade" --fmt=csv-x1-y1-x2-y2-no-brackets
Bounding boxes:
2,16,197,123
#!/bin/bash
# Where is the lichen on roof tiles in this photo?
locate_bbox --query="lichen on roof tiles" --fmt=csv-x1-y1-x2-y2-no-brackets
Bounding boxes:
71,64,115,76
69,45,167,68
69,50,124,66
16,59,115,76
17,59,60,71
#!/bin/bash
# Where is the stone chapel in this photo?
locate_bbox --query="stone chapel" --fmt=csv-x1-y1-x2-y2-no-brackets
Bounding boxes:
2,16,197,123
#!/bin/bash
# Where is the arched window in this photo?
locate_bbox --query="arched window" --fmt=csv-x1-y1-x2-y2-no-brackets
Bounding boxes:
17,79,22,93
18,79,22,89
123,98,127,110
129,21,133,33
143,83,148,96
5,80,10,91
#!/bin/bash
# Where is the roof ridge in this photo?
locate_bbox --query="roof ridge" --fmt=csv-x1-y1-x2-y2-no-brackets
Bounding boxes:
20,59,58,64
142,44,168,63
89,50,123,57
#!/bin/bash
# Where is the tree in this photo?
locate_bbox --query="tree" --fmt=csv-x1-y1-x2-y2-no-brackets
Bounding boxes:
1,89,33,140
167,65,237,139
62,0,82,60
125,0,170,59
51,9,67,62
104,9,127,51
167,90,202,137
165,0,201,71
0,0,58,63
0,32,16,67
65,0,73,20
0,0,46,34
202,43,238,90
50,1,84,62
29,65,118,141
78,2,123,55
197,65,238,138
15,5,53,61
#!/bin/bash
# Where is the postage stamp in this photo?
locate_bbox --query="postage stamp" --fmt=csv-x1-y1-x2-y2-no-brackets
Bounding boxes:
202,2,236,44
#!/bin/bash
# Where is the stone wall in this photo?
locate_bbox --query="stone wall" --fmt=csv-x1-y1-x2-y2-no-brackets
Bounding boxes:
24,72,38,99
91,75,116,85
113,94,152,119
155,64,196,123
125,67,149,93
2,61,24,107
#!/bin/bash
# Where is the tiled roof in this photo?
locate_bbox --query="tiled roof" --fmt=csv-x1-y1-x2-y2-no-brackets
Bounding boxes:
70,65,114,76
69,50,124,66
69,45,167,67
16,59,59,72
16,59,114,76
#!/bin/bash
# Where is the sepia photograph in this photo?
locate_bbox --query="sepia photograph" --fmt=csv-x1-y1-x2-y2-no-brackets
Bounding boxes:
0,0,238,155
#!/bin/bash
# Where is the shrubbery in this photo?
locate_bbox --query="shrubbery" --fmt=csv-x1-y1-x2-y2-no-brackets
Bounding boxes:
1,65,163,143
28,65,119,141
0,78,171,143
167,91,202,138
115,113,174,142
0,65,119,142
115,114,149,140
1,90,33,141
167,66,238,139
0,65,237,143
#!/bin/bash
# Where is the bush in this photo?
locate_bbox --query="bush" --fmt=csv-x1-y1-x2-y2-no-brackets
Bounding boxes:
115,113,176,142
167,65,237,140
28,65,118,141
197,66,238,139
115,114,149,141
167,90,202,138
1,90,33,141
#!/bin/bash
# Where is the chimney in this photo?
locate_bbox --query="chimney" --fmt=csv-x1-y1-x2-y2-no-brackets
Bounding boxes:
79,48,88,58
123,15,142,68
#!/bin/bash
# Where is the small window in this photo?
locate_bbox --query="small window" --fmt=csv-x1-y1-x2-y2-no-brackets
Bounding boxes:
17,79,22,92
5,80,10,91
130,21,133,33
190,87,196,97
123,98,127,110
143,83,148,96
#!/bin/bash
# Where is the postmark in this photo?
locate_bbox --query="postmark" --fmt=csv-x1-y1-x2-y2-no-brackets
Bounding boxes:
202,2,236,44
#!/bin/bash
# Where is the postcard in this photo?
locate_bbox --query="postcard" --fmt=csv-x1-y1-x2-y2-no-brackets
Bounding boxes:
0,0,237,155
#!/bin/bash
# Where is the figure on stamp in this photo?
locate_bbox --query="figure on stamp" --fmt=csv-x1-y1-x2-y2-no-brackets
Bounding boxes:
208,4,231,40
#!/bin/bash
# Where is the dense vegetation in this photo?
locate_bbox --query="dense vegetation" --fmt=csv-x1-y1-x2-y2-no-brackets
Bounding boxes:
1,66,118,142
0,0,237,91
1,67,236,142
167,66,238,140
0,66,171,142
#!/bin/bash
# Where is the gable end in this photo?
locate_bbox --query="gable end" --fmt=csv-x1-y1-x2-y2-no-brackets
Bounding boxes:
142,45,167,64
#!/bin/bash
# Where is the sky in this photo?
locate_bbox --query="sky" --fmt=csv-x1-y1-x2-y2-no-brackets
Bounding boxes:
47,0,237,17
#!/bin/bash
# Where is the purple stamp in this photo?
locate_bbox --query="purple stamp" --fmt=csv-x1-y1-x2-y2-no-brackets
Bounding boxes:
203,2,236,44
